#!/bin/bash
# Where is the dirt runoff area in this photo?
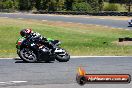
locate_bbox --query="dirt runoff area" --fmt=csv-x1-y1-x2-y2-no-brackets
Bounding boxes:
90,16,132,21
114,41,132,46
37,14,132,21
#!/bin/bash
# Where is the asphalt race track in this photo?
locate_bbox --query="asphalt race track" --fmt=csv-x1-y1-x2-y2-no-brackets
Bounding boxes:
0,13,132,30
0,13,132,87
0,57,132,88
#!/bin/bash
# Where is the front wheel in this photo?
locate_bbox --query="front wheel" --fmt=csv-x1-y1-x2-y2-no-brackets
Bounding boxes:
19,48,37,63
128,22,132,26
55,48,70,62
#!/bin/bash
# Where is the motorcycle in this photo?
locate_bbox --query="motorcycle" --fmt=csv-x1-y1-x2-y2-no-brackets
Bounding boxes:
128,19,132,27
16,36,70,63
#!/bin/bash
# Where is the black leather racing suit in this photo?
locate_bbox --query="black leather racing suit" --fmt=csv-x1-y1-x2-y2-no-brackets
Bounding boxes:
26,32,55,52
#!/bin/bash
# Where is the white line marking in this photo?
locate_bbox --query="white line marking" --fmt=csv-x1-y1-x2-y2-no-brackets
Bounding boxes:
67,22,73,23
85,17,90,18
42,20,47,21
117,28,123,29
111,27,116,29
78,23,83,24
100,18,105,19
0,17,8,18
0,81,27,85
0,82,6,84
10,81,27,83
125,29,130,30
1,57,19,59
57,21,63,23
18,18,23,19
1,56,132,59
95,25,100,26
88,24,93,25
47,15,53,16
104,26,108,28
71,56,132,58
63,16,70,17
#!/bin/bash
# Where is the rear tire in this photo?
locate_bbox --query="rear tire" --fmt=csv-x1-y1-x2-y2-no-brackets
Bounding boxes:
19,48,37,63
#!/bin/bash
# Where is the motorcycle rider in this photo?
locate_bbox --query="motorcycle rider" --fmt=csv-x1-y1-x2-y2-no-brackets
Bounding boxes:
19,28,55,53
128,19,132,26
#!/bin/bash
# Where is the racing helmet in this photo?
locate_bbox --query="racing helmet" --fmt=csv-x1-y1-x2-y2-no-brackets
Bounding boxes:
20,28,33,37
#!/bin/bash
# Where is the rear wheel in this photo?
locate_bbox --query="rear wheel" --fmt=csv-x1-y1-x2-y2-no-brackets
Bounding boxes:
19,48,37,63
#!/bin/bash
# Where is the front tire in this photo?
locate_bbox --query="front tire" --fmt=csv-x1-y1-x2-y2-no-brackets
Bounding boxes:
19,48,37,63
55,49,70,62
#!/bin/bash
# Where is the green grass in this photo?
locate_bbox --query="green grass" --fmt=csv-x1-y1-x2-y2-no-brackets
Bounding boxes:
0,18,132,57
